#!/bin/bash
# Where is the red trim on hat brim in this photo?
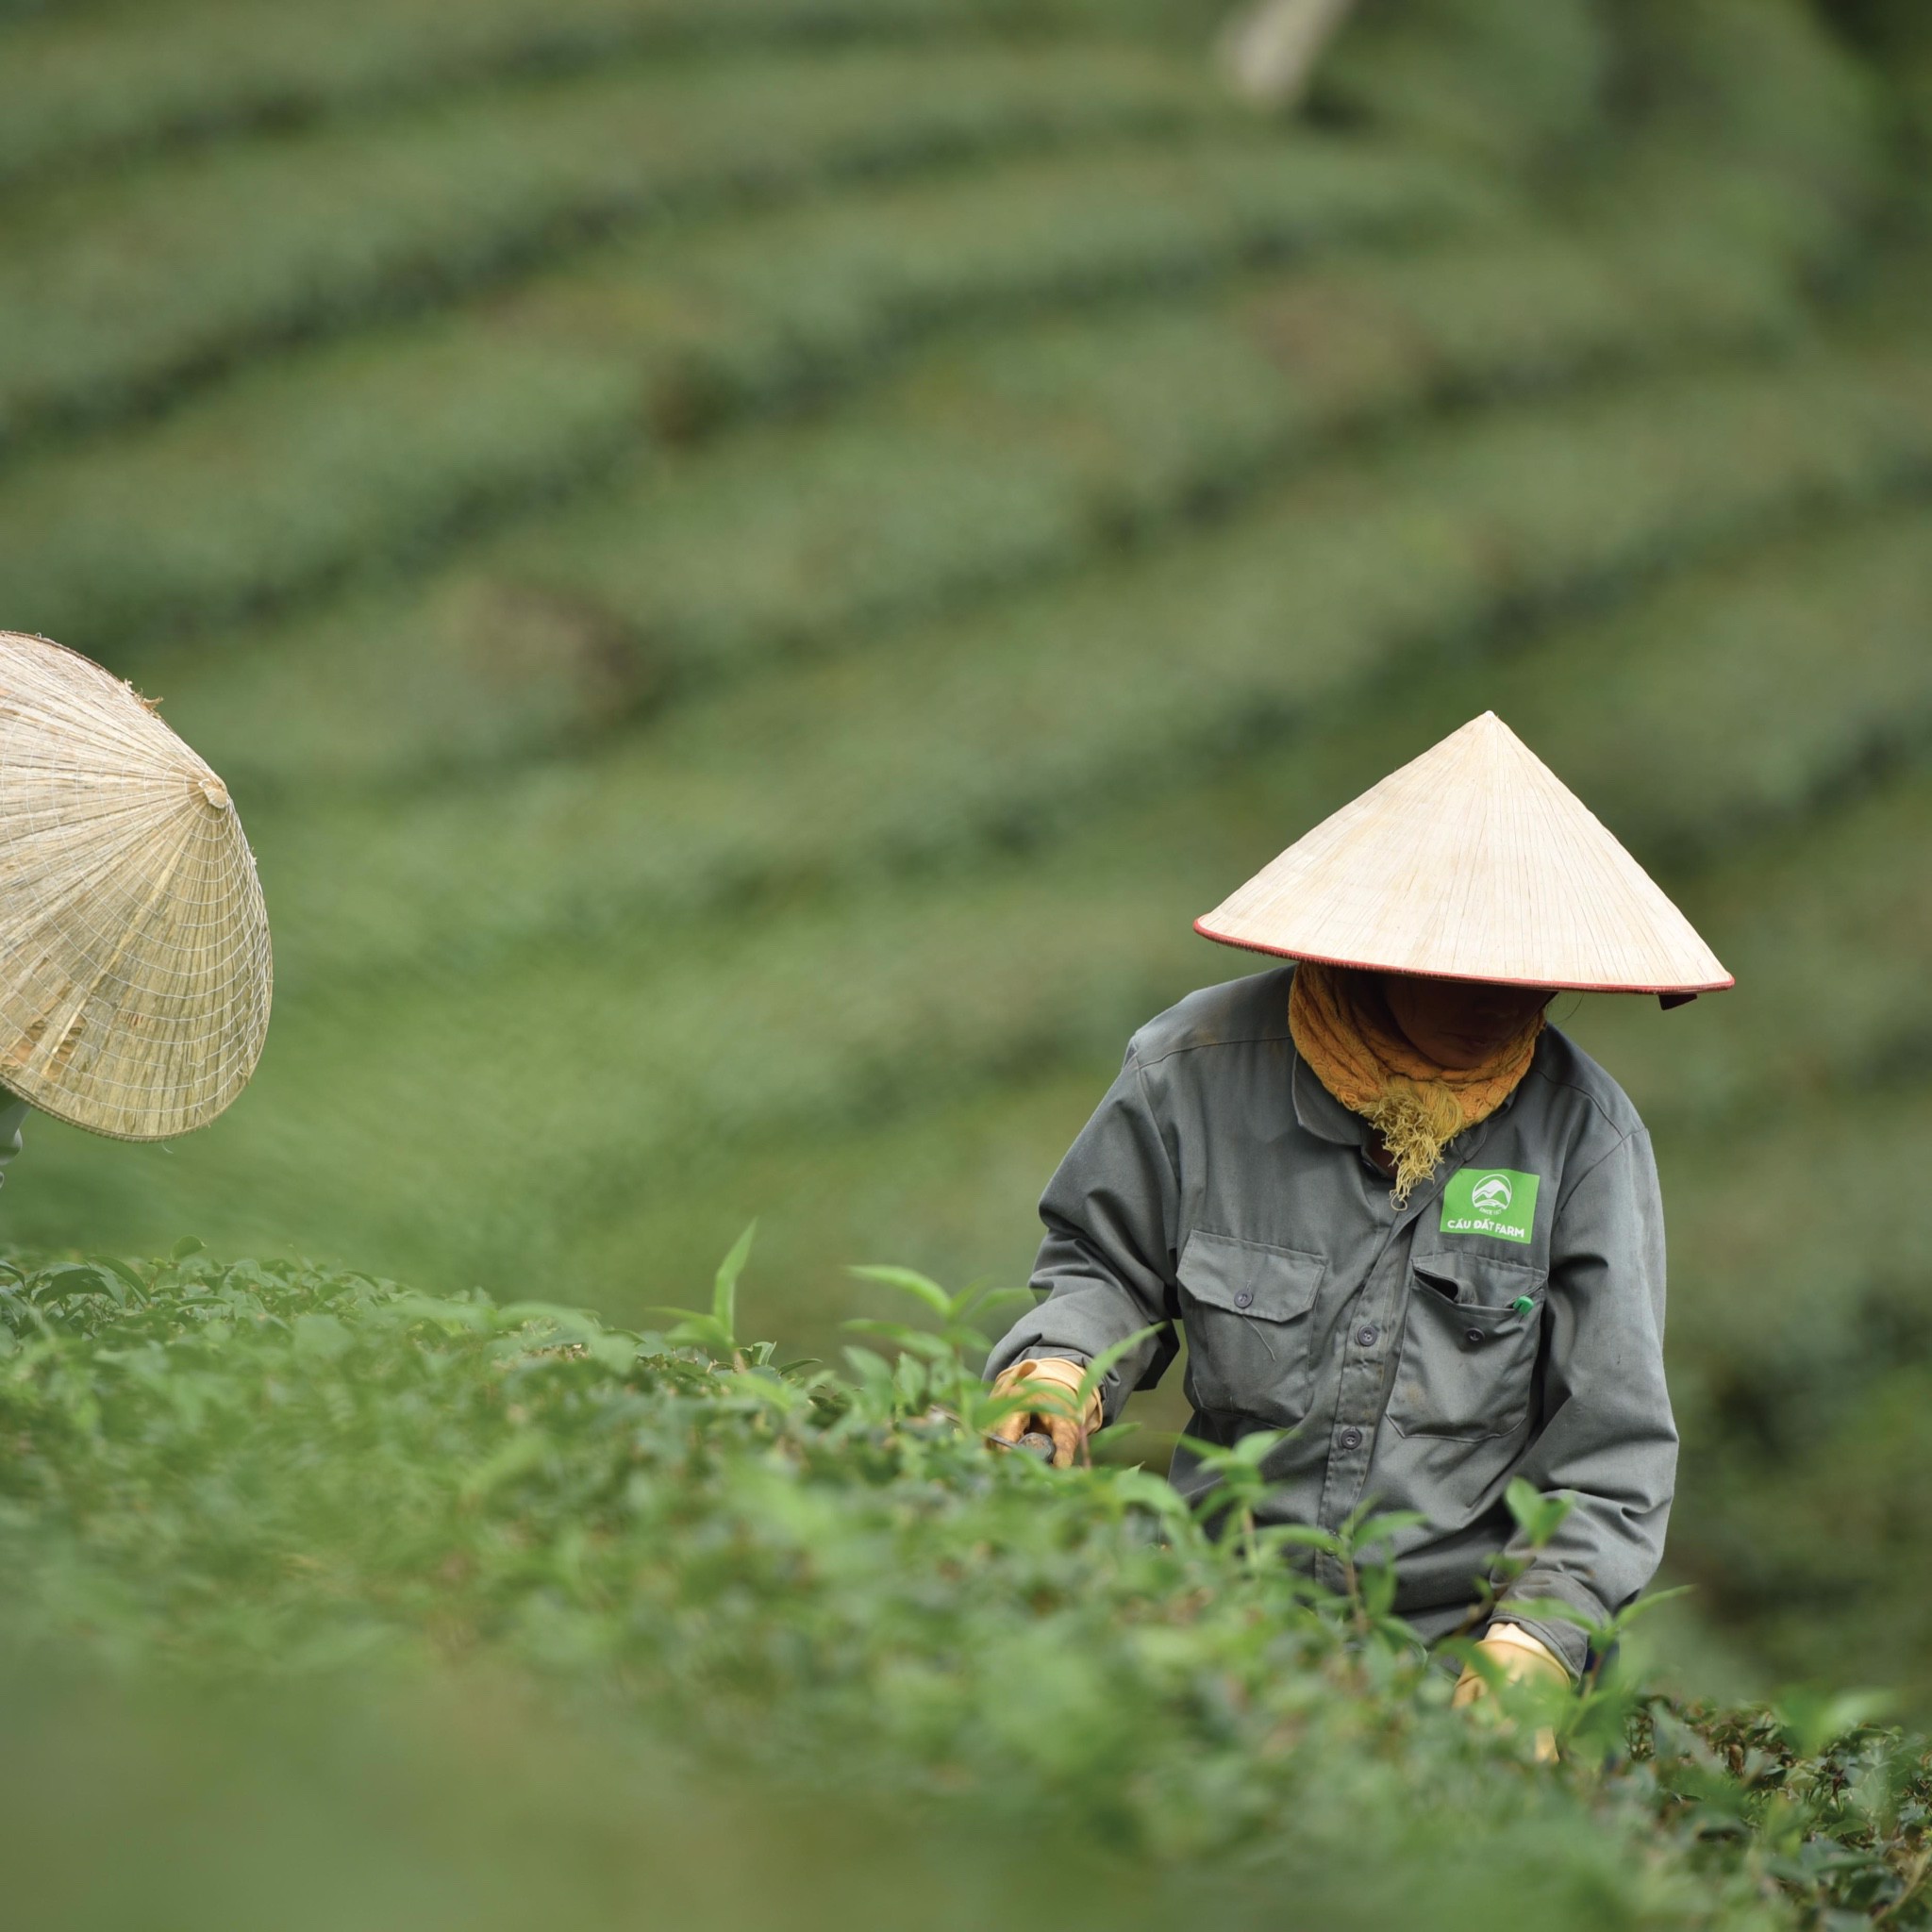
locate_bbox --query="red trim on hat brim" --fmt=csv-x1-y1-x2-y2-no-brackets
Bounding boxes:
1191,918,1736,997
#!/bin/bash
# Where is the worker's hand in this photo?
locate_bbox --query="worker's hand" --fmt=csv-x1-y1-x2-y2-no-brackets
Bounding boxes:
1451,1622,1569,1762
987,1357,1103,1468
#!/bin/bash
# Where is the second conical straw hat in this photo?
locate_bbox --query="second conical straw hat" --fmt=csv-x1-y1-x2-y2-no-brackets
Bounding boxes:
1195,712,1730,994
0,632,273,1141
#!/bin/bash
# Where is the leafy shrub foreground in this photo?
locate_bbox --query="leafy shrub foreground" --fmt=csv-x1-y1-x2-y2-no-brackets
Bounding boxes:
0,1245,1926,1930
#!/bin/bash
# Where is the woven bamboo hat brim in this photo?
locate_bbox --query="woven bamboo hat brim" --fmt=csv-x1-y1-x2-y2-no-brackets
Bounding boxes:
0,632,272,1141
1195,712,1731,996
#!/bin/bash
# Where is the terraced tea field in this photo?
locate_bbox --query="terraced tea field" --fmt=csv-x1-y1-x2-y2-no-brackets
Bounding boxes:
4,0,1930,1698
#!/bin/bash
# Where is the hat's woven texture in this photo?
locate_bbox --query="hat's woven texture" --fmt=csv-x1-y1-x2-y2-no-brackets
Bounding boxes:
1196,711,1731,994
0,632,271,1141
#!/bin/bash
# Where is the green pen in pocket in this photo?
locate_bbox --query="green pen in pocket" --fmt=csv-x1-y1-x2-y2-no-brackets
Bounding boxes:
1511,1296,1536,1316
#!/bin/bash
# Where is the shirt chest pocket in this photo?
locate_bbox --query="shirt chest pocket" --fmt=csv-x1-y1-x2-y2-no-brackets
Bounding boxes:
1388,1254,1546,1443
1175,1229,1326,1427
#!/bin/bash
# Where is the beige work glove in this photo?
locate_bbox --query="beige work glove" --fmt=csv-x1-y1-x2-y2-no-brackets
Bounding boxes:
987,1357,1103,1468
1452,1622,1570,1762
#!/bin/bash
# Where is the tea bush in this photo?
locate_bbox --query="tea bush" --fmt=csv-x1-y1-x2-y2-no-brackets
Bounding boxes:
134,193,1829,794
2,1243,1929,1929
0,134,1487,645
0,41,1222,442
0,0,1225,190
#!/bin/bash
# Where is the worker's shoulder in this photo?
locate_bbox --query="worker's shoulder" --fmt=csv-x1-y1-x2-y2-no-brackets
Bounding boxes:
1124,968,1294,1072
1527,1024,1647,1149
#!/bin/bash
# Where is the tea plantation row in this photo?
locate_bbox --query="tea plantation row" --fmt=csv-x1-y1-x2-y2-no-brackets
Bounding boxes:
0,1247,1926,1930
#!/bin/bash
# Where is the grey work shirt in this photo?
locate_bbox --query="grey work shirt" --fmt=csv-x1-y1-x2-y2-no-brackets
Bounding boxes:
986,966,1677,1676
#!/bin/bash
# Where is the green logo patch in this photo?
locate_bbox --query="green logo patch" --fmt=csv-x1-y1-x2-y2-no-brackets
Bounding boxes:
1440,1167,1540,1245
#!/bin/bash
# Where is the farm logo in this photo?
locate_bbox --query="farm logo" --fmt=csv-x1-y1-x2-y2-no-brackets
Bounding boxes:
1441,1167,1540,1245
1470,1173,1513,1215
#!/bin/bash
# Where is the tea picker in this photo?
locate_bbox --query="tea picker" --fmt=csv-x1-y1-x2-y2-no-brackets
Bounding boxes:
987,713,1730,1716
0,631,271,1181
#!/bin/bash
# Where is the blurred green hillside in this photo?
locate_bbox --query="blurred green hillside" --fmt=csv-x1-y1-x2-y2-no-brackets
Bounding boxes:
4,0,1931,1699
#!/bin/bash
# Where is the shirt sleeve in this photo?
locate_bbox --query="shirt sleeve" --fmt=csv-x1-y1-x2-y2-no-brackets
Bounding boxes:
1491,1125,1678,1677
0,1094,28,1188
984,1046,1182,1422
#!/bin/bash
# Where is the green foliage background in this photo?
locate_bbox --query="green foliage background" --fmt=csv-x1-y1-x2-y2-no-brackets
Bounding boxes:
4,0,1932,1808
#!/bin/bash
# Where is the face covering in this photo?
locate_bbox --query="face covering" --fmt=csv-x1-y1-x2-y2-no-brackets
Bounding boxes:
1288,960,1545,1206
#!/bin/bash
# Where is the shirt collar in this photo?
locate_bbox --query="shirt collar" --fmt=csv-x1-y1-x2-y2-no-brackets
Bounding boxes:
1291,1049,1367,1146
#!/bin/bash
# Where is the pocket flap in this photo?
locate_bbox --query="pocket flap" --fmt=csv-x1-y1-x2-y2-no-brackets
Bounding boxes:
1412,1253,1546,1311
1177,1230,1325,1322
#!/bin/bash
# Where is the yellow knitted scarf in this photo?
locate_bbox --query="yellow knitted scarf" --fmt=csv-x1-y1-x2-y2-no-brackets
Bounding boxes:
1288,961,1543,1206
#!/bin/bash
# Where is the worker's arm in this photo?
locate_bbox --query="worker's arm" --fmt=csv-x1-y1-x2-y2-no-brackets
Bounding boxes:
1489,1127,1678,1677
985,1045,1181,1426
0,1093,28,1189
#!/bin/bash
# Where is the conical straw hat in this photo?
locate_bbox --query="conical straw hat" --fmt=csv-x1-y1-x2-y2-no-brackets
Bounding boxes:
0,632,272,1141
1195,712,1731,996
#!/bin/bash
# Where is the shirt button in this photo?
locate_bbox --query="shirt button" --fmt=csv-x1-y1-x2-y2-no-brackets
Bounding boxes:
1339,1427,1362,1450
1464,1327,1484,1346
1357,1325,1377,1347
1234,1291,1253,1308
